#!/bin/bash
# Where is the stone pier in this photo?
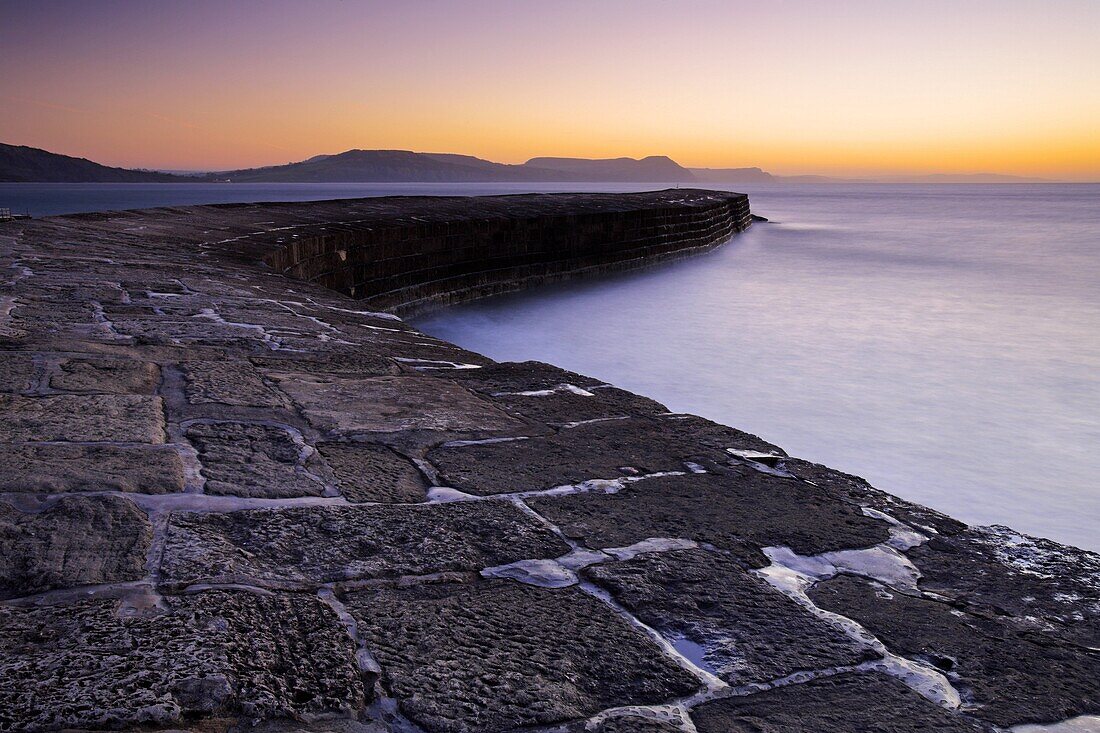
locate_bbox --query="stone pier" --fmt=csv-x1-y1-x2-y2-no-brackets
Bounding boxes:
0,190,1096,732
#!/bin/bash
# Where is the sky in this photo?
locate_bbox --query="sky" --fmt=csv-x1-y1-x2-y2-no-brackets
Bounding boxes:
1,0,1098,179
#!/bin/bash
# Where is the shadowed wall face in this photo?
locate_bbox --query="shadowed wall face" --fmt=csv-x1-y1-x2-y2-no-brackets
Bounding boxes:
263,191,752,315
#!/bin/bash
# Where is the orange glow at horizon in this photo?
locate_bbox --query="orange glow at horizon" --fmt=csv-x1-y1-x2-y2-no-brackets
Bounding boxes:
2,0,1098,180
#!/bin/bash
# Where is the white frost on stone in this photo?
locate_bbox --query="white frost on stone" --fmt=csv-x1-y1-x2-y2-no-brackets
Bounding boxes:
481,558,578,588
440,435,529,448
861,507,930,550
606,537,699,561
759,545,961,709
425,486,479,503
491,383,596,398
556,548,611,571
394,357,483,370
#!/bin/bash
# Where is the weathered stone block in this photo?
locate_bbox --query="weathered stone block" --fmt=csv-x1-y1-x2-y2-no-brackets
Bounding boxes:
783,458,966,536
270,373,524,434
186,421,325,498
0,495,151,599
441,360,605,394
182,360,291,407
585,548,877,683
317,441,429,503
343,579,701,732
50,357,160,394
251,351,401,378
0,394,165,442
161,500,569,588
488,385,668,425
0,354,37,392
906,526,1100,647
691,671,986,732
0,444,184,493
428,416,782,495
0,590,367,730
529,470,891,564
808,573,1100,727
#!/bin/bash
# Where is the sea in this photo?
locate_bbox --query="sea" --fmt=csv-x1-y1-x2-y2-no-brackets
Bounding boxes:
4,181,1097,550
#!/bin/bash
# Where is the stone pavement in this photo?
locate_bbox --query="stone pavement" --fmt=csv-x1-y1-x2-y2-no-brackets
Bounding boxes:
0,192,1096,732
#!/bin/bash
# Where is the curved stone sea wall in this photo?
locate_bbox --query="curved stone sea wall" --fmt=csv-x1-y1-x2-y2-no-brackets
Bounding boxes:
0,190,1096,733
261,189,751,314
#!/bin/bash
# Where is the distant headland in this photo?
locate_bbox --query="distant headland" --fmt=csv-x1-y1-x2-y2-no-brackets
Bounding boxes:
0,142,1060,185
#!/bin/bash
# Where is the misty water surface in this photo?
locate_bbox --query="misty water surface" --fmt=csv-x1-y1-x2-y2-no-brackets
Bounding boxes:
417,183,1100,550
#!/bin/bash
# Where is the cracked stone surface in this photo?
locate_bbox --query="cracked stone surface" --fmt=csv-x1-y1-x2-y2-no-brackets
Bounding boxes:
182,360,291,407
0,393,165,442
0,193,1095,732
530,469,891,564
0,495,151,599
0,444,184,493
808,573,1100,727
0,354,37,392
0,590,367,731
585,548,879,683
905,525,1100,648
342,579,701,732
691,671,987,732
160,501,569,588
316,442,429,503
270,373,526,434
186,421,326,498
50,357,160,394
428,416,783,495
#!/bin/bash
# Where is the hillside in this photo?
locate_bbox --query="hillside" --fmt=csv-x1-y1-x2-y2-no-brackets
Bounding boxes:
524,155,694,182
690,166,774,183
0,143,187,183
208,150,572,183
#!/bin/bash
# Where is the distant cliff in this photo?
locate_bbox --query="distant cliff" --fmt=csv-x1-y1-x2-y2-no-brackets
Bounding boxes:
523,155,695,182
0,143,188,183
213,151,700,184
690,166,775,183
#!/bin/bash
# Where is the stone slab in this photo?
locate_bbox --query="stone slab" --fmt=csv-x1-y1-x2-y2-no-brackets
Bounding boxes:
317,442,429,503
442,360,607,394
0,443,184,493
270,373,525,434
342,579,701,732
0,393,165,442
251,352,401,378
489,385,668,426
50,357,160,394
428,416,783,495
529,470,891,565
161,500,570,588
691,671,987,733
585,548,878,684
0,353,37,392
808,573,1100,727
182,360,291,407
906,526,1100,648
783,458,967,536
0,590,367,730
0,495,151,599
186,421,326,498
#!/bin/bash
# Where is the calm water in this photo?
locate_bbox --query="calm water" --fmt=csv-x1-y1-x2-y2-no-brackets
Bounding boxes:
418,183,1100,551
5,181,1097,549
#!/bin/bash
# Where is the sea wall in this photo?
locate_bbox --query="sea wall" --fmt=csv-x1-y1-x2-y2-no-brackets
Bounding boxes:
2,192,1096,733
261,190,751,315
